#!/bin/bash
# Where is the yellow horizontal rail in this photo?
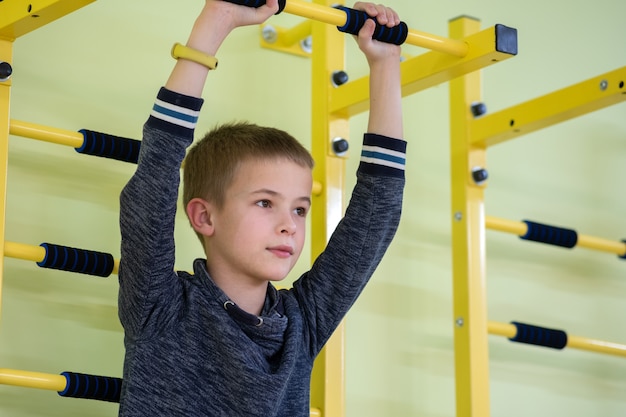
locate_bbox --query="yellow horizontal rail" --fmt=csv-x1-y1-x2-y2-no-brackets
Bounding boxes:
10,119,83,148
488,321,626,358
0,0,95,40
0,368,66,391
485,215,626,257
470,66,626,147
330,23,516,117
0,368,323,416
283,0,468,56
3,241,120,275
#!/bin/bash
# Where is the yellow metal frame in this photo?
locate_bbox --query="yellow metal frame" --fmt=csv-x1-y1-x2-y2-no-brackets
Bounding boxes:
449,19,625,417
308,2,349,415
0,39,11,324
448,16,491,417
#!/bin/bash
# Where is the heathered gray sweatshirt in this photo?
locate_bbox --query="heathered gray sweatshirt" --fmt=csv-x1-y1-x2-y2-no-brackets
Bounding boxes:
118,88,406,416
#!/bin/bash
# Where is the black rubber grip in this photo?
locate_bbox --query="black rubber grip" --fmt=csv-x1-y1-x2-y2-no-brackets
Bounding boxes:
220,0,286,14
335,6,408,45
77,129,140,164
520,220,578,248
37,243,114,277
509,321,567,350
619,239,626,260
58,372,122,403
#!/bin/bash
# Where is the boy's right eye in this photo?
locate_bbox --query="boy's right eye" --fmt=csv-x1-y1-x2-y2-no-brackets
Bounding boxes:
256,200,271,208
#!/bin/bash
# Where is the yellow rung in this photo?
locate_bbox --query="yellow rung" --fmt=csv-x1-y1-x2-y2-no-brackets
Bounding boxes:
0,368,66,391
283,0,468,56
10,119,83,148
488,321,626,358
3,240,120,275
4,241,45,262
485,215,626,256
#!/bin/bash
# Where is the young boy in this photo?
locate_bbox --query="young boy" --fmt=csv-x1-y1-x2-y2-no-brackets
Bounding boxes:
118,0,405,415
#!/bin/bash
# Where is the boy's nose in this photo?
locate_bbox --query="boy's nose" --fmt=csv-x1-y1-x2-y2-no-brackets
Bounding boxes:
279,213,297,235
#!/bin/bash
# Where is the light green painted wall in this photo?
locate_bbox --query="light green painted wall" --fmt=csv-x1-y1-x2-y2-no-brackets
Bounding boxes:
1,0,624,416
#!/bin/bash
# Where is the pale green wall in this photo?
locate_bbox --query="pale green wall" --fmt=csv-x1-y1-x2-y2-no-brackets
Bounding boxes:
1,0,625,416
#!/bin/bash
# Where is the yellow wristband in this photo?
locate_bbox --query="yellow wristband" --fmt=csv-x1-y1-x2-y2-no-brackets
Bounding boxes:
171,43,218,70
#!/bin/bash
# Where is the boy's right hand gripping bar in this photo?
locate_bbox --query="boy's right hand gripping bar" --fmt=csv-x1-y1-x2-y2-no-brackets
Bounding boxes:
221,0,409,45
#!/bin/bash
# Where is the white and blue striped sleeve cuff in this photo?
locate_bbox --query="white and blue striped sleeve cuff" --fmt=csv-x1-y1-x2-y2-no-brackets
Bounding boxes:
147,87,204,140
358,133,407,178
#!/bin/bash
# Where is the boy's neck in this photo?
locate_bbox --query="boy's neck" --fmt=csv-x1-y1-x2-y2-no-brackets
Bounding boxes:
206,260,268,316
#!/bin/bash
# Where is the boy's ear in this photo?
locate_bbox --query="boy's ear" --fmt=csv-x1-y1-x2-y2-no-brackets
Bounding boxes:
186,197,216,237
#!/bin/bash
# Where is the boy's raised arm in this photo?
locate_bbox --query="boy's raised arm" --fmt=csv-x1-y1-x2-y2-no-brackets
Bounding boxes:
354,2,403,140
165,0,279,98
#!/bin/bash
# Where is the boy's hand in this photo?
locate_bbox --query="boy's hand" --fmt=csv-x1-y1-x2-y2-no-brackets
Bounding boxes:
203,0,279,33
353,2,402,64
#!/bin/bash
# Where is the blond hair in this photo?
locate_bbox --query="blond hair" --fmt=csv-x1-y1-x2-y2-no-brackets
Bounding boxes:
182,122,314,243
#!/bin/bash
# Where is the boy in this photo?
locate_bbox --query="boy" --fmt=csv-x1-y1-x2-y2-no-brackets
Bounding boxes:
118,0,405,415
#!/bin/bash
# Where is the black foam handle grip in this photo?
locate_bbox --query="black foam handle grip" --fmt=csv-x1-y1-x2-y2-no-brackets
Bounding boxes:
58,372,122,403
77,129,140,164
509,321,568,350
220,0,286,14
37,243,115,277
520,220,578,248
335,6,408,45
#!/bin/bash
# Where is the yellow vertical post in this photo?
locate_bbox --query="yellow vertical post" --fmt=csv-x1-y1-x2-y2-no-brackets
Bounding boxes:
309,0,349,416
448,16,490,417
0,40,12,320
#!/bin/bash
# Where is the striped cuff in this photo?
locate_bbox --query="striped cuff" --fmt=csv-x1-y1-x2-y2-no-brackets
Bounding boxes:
147,87,204,138
358,133,407,178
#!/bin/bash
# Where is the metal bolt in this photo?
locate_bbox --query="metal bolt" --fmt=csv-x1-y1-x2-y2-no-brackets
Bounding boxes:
261,25,277,44
300,36,312,54
471,167,489,185
599,79,608,91
0,62,12,81
331,70,349,87
470,102,487,117
331,137,349,156
455,317,464,327
454,212,463,221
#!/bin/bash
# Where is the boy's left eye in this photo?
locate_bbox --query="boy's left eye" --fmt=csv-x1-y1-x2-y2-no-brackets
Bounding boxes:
294,207,308,217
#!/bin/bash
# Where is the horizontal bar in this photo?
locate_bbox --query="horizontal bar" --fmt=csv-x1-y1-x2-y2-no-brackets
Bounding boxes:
470,66,626,147
0,0,95,40
488,321,626,358
0,368,66,391
331,24,516,117
10,119,83,147
283,0,468,56
485,215,626,256
280,20,312,47
0,368,323,414
4,241,120,275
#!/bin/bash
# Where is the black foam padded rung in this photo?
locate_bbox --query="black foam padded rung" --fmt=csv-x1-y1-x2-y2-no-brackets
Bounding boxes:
58,372,122,403
219,0,286,14
77,129,140,164
335,6,408,45
37,243,114,277
520,220,578,248
509,321,568,350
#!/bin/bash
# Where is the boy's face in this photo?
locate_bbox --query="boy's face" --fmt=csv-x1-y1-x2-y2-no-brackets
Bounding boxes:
206,158,312,286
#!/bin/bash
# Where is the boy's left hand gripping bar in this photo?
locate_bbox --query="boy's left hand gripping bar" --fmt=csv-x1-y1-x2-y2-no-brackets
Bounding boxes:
221,0,287,13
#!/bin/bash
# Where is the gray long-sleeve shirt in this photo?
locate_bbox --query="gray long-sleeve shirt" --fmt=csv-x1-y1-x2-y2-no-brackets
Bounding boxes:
118,87,406,416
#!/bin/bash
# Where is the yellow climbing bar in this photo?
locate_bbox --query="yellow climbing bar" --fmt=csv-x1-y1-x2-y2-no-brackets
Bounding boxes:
282,0,468,56
488,321,626,358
